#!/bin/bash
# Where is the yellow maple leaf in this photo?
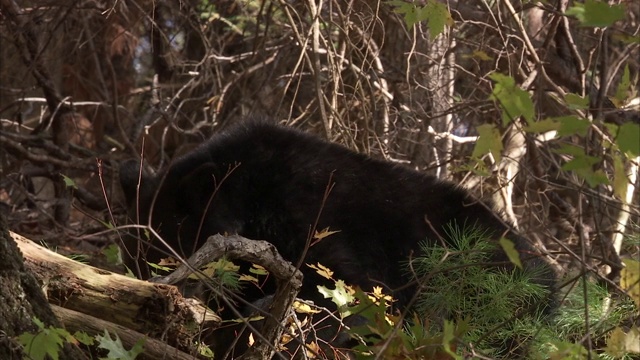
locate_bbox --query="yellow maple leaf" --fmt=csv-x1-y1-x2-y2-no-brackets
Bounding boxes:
307,263,334,279
313,227,341,240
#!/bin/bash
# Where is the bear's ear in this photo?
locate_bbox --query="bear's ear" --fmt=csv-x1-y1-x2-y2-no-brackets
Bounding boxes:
119,159,153,205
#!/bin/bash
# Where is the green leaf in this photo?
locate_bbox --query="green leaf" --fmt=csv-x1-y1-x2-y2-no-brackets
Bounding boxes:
489,73,535,125
564,93,590,110
33,317,46,329
472,124,503,163
554,145,609,187
565,3,586,21
524,118,560,133
560,155,597,171
318,280,355,318
194,258,241,290
442,320,464,359
566,0,625,28
421,0,453,39
129,340,145,359
613,65,632,106
388,0,453,36
73,331,95,346
388,1,420,29
97,330,128,359
347,288,393,342
102,244,122,265
97,330,145,360
617,123,640,156
563,160,609,187
556,115,590,136
618,33,640,44
584,169,609,187
61,174,78,189
196,341,215,358
147,261,173,273
553,143,586,157
18,321,71,360
499,237,522,269
249,264,269,276
525,116,590,137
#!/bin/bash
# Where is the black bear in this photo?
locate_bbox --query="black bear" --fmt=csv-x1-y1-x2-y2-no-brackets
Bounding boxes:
119,119,556,355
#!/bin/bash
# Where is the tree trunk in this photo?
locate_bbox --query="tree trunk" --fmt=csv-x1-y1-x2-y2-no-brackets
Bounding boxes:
0,213,86,359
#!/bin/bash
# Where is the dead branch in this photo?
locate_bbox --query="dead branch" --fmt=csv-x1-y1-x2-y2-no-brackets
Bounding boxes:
152,234,303,360
0,0,68,117
0,134,95,171
155,234,302,287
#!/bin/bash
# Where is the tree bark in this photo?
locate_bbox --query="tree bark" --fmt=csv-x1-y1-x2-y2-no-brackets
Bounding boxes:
0,213,86,359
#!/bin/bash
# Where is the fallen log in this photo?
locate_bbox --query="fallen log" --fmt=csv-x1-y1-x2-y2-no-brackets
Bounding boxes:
51,305,196,360
11,231,219,358
12,230,305,359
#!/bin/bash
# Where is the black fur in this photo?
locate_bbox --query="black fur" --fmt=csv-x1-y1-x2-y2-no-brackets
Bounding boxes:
119,120,556,353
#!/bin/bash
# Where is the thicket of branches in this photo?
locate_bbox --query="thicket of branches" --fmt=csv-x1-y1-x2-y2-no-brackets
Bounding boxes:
0,0,639,358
